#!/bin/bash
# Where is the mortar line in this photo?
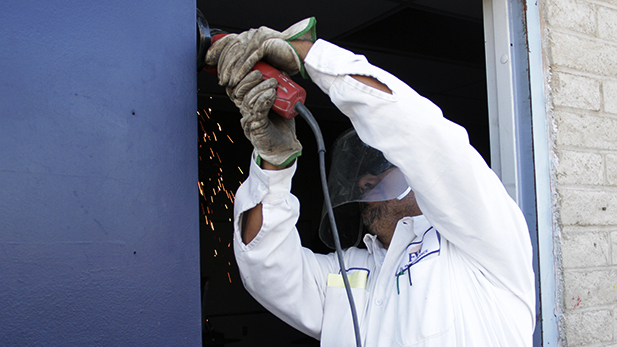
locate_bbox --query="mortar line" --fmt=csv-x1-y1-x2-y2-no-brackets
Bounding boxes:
558,184,617,191
554,104,617,117
588,0,617,12
554,146,617,154
552,67,617,86
551,27,617,47
563,265,617,272
562,225,617,232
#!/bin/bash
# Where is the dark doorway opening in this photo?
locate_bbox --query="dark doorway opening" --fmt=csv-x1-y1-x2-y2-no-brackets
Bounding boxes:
197,1,487,345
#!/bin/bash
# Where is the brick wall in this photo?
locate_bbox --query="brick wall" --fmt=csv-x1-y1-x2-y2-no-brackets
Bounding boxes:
542,0,617,345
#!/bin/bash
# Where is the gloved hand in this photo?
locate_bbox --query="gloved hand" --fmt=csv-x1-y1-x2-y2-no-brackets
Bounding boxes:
226,70,263,109
205,17,316,88
239,78,302,167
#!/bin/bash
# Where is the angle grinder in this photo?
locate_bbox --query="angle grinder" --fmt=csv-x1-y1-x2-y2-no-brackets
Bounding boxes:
196,9,306,119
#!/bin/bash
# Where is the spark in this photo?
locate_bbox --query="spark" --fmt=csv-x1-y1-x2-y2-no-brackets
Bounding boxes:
198,100,246,280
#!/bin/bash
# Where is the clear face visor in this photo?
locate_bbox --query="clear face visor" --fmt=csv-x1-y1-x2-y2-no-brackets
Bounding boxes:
358,167,411,202
318,129,412,249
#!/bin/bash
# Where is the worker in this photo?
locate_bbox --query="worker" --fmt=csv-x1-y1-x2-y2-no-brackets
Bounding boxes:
205,18,536,346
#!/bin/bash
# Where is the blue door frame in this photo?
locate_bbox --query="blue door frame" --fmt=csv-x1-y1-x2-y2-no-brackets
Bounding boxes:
0,1,202,345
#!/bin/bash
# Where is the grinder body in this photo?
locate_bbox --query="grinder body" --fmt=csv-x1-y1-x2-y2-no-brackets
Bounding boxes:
197,11,306,119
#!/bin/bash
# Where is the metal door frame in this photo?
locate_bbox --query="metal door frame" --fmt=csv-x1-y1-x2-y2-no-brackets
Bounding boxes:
483,0,557,345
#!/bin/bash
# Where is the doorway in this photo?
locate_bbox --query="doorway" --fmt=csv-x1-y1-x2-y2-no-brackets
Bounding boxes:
197,1,491,345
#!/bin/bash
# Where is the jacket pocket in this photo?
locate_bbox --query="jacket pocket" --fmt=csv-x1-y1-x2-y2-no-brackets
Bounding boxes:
394,256,455,346
321,285,368,346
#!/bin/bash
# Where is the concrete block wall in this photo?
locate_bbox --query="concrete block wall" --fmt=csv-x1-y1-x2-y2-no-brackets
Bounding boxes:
542,0,617,345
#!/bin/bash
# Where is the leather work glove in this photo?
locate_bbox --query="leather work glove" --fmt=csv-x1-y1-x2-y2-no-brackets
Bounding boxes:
239,78,302,167
226,70,264,109
205,17,316,88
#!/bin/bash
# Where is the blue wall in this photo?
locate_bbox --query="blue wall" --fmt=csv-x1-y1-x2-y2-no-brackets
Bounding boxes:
0,1,201,345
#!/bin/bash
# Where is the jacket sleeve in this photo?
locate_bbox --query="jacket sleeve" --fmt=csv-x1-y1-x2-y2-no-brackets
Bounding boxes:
233,153,338,339
304,40,535,302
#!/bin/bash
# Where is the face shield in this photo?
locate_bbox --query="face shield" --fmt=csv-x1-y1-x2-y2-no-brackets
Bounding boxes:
318,129,412,249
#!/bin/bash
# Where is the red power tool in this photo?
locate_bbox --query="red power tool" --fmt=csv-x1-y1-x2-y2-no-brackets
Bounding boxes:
197,10,306,119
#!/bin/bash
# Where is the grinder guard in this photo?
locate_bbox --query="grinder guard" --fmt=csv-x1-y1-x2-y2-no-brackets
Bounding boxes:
196,9,211,72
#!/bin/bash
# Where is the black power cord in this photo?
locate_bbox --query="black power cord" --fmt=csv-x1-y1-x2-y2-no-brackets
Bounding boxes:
294,102,362,347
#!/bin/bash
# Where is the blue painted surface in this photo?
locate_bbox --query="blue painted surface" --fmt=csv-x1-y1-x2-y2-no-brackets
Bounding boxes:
0,1,201,345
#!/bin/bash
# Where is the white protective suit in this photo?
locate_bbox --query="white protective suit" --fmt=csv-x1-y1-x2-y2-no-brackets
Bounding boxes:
233,39,536,346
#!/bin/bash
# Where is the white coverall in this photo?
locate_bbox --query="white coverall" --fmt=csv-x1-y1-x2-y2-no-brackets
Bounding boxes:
233,39,536,346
